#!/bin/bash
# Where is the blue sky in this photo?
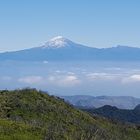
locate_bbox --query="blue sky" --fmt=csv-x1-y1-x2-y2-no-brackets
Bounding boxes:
0,0,140,51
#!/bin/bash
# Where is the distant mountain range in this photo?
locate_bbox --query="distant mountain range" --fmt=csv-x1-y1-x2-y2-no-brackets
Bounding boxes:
62,95,140,109
1,36,140,61
83,104,140,125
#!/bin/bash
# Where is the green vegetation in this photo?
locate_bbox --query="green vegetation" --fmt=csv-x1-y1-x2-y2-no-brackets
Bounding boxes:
0,89,140,140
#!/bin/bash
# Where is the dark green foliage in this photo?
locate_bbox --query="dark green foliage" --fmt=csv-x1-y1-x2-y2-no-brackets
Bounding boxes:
83,105,140,124
0,89,140,140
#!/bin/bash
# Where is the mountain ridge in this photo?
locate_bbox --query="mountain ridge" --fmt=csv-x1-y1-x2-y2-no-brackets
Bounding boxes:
62,95,140,109
1,36,140,61
83,104,140,125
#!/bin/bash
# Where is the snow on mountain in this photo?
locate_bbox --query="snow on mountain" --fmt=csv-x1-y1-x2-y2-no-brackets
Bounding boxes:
43,36,73,49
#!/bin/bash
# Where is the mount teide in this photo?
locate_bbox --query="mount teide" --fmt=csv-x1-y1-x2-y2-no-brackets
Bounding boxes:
1,36,140,61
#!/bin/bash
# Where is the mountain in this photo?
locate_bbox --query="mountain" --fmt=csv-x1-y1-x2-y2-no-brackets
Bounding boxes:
1,36,140,61
0,36,98,61
83,105,140,125
62,95,140,109
0,89,140,140
134,104,140,112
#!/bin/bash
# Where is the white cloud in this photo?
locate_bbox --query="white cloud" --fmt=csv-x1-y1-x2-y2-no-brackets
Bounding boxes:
18,76,43,84
43,60,48,64
48,75,80,87
17,73,80,87
86,73,119,81
54,70,75,75
104,67,122,71
55,70,61,73
67,72,75,75
122,74,140,84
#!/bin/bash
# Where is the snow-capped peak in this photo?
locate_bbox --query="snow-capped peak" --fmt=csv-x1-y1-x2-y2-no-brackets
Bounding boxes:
50,36,65,41
44,36,70,48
